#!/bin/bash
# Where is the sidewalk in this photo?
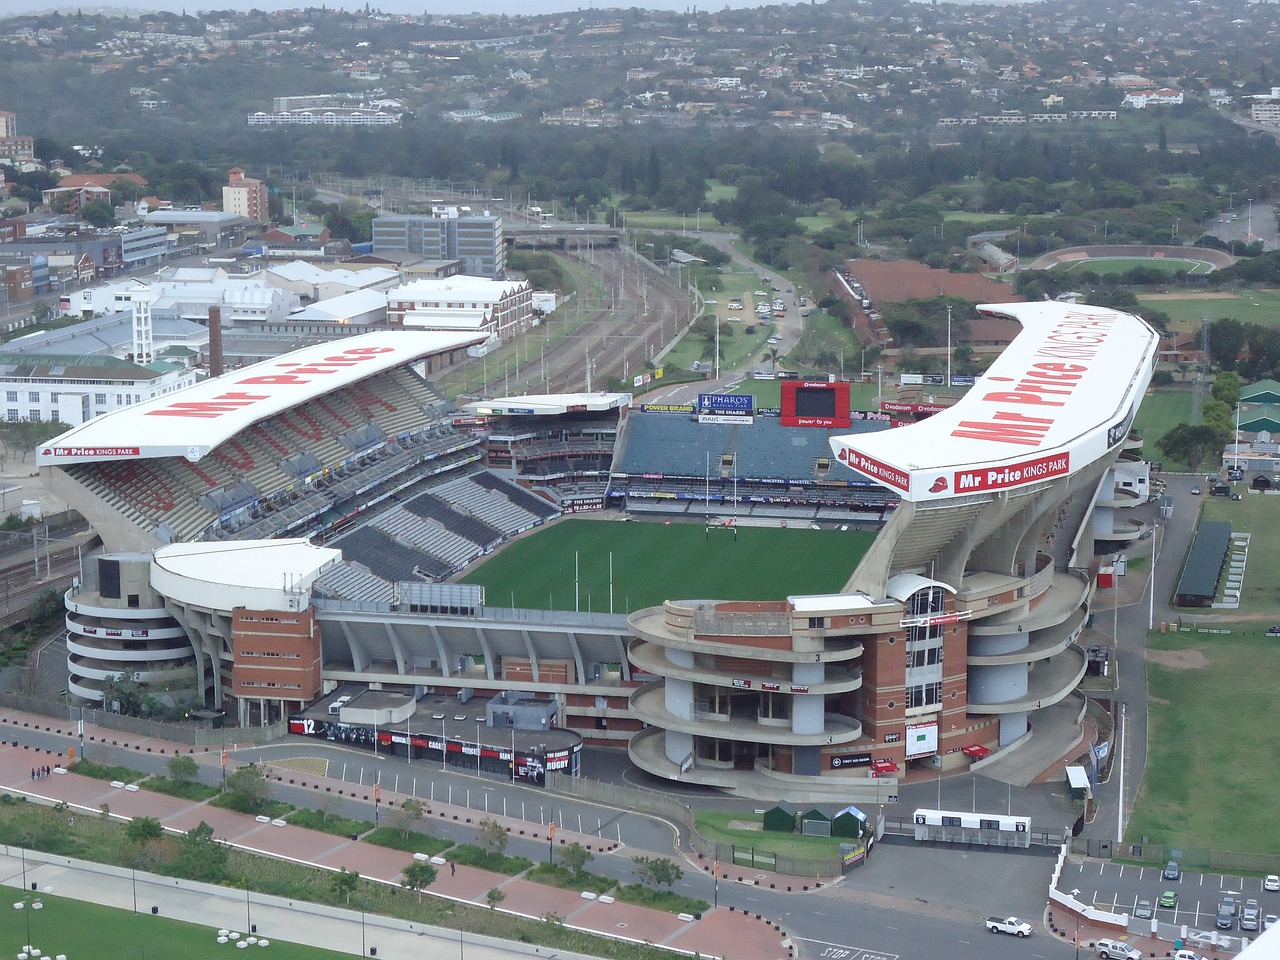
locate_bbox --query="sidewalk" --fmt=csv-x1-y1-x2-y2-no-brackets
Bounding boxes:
0,718,791,960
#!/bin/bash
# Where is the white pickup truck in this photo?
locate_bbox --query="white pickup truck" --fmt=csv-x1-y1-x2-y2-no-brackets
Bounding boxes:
985,916,1034,937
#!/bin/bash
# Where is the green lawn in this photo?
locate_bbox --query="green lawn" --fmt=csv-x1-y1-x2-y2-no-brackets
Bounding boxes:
1133,389,1193,469
1138,289,1280,330
2,891,358,960
461,518,873,612
1127,625,1280,855
693,811,860,858
1199,493,1280,618
704,180,737,203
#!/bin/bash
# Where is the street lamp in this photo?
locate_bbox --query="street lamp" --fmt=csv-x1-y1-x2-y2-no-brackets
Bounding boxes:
475,719,483,776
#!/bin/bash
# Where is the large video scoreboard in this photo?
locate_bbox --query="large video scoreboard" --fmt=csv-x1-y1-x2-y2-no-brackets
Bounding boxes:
780,380,852,428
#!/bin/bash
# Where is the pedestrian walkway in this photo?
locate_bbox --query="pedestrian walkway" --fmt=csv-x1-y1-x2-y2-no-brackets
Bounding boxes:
0,722,790,960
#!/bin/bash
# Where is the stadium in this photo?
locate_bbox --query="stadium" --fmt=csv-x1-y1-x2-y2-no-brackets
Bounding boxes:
39,301,1156,800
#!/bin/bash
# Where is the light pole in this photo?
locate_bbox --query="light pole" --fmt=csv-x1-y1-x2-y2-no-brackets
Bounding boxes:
1248,198,1254,238
475,719,482,776
510,726,517,785
441,715,448,772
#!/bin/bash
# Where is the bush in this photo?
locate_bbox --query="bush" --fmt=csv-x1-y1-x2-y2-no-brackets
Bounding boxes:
286,808,374,838
363,826,453,857
446,843,534,875
70,760,147,784
145,775,220,802
614,884,709,915
525,863,615,894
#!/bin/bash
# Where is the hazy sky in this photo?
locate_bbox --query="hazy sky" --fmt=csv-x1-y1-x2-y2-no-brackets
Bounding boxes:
7,0,1012,18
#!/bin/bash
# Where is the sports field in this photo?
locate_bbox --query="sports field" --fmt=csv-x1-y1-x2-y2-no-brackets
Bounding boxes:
1138,289,1280,330
0,890,354,960
461,518,873,612
1128,623,1280,856
1132,389,1193,469
1126,492,1280,856
1060,256,1215,276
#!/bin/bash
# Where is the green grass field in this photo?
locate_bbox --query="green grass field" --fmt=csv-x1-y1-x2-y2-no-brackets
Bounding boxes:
1,892,357,960
1060,256,1215,276
1133,389,1194,469
1137,290,1280,330
1127,624,1280,855
461,518,873,612
1198,492,1280,617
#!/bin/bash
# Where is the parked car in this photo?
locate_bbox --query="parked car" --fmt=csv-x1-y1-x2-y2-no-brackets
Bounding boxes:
1187,930,1230,949
1216,908,1234,931
1190,486,1202,495
1095,938,1142,960
1241,899,1261,931
1264,913,1277,930
1219,895,1239,917
1159,890,1179,908
1163,860,1181,880
1172,951,1207,960
1134,900,1154,920
1265,874,1280,892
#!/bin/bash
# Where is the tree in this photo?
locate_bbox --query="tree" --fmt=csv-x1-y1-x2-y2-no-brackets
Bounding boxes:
401,860,437,893
79,199,115,228
332,867,359,904
632,856,682,888
559,842,592,877
1157,423,1228,473
767,347,781,373
392,797,424,840
175,820,228,883
125,816,164,845
168,754,198,785
1212,371,1242,407
224,764,270,813
485,886,506,910
478,818,508,856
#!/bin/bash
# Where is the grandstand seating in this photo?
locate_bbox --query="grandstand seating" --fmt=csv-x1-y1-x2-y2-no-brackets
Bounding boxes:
313,562,398,604
469,471,559,519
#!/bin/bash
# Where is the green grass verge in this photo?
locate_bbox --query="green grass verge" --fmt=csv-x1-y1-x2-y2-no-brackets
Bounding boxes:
0,889,359,960
693,810,863,857
362,826,453,857
0,799,692,960
613,884,709,916
524,863,616,894
285,808,375,838
462,518,874,612
1134,389,1193,469
444,844,534,875
144,775,221,802
1127,625,1280,855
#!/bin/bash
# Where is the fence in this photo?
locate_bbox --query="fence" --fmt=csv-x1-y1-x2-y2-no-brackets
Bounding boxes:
0,692,288,748
1073,836,1280,876
543,772,847,877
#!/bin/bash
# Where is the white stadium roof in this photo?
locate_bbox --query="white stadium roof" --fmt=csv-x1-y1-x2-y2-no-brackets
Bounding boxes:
37,330,486,467
461,392,632,416
151,539,341,612
829,302,1158,503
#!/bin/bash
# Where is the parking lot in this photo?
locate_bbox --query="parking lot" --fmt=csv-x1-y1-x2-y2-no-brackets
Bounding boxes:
1060,859,1279,941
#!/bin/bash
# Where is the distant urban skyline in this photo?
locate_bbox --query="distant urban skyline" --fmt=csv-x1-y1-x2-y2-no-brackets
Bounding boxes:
6,0,1024,18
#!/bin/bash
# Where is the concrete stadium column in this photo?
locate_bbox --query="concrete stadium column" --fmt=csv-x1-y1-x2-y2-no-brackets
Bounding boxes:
999,712,1029,744
969,662,1027,702
664,729,694,766
969,628,1030,657
664,676,694,719
791,661,826,735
